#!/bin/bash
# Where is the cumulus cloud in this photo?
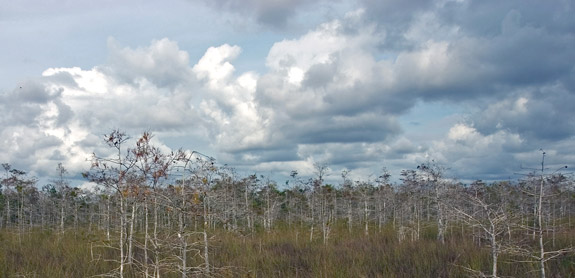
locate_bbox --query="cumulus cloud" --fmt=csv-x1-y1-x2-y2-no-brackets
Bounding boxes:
0,39,206,177
255,15,405,147
426,123,524,180
104,38,194,88
420,120,573,182
473,86,575,142
355,0,575,102
192,44,267,152
0,81,80,175
193,44,242,90
1,0,574,184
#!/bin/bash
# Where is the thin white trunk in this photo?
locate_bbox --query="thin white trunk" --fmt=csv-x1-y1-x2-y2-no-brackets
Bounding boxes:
309,225,314,242
106,196,110,241
347,199,352,234
6,199,10,228
154,195,160,278
127,201,136,265
60,204,65,234
119,196,125,278
364,198,369,236
74,202,78,230
538,177,546,278
435,187,445,244
245,186,251,231
490,224,498,278
203,231,209,276
180,183,187,278
144,200,149,278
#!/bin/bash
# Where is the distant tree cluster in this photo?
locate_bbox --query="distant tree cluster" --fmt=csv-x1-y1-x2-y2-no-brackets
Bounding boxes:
1,131,574,278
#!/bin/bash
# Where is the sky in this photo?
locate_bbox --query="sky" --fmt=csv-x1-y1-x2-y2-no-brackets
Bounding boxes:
1,0,574,187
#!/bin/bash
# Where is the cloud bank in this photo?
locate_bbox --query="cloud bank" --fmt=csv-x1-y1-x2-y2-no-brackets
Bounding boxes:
1,0,573,184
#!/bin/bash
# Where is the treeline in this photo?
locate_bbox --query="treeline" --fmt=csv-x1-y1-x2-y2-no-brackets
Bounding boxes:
1,130,574,278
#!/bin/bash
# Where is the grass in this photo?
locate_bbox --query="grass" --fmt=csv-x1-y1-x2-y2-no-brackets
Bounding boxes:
0,224,573,277
0,229,113,277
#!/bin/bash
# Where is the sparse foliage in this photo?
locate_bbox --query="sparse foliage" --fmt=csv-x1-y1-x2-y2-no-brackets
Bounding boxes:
1,147,574,277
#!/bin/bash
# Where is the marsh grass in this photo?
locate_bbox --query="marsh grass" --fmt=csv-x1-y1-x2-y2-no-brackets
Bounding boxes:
0,224,573,277
0,229,113,277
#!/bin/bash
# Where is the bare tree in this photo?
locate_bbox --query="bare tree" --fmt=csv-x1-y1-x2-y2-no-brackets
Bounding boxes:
341,170,355,234
453,182,512,278
375,168,392,233
84,130,135,278
310,163,329,243
1,164,37,240
417,162,449,244
53,163,70,235
510,151,573,278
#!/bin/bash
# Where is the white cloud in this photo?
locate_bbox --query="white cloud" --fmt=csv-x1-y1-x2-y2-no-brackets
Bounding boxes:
104,38,194,88
1,0,574,185
0,38,208,177
447,123,478,141
191,44,268,152
193,44,242,89
426,123,527,180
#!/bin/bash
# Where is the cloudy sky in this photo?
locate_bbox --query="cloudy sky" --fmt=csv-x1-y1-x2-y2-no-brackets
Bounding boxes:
1,0,574,186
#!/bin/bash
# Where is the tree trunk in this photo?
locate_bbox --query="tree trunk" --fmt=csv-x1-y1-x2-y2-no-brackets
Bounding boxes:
127,201,137,265
144,200,149,278
106,196,111,241
5,199,10,228
347,199,352,234
60,203,65,234
435,187,446,244
119,195,125,278
364,198,369,237
490,223,498,278
203,230,210,276
538,176,546,278
154,195,160,278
